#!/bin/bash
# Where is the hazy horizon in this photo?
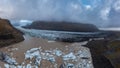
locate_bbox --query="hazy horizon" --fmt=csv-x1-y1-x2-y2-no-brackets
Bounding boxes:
0,0,120,27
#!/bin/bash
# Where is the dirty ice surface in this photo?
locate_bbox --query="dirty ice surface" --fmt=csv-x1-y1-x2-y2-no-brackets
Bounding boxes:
1,44,93,68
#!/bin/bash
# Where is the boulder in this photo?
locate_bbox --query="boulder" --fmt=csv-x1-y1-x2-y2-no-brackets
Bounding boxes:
0,18,24,47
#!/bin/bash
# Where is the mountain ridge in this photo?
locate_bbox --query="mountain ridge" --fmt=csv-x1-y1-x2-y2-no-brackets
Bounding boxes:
0,18,24,47
23,21,99,32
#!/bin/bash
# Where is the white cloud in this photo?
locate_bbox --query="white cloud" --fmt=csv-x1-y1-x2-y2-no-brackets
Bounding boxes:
113,0,120,12
85,5,92,10
20,20,32,23
19,20,32,26
100,7,111,20
99,0,113,20
71,3,79,9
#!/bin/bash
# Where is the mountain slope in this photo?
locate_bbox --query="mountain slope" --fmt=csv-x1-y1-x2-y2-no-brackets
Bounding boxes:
23,21,99,32
0,18,24,47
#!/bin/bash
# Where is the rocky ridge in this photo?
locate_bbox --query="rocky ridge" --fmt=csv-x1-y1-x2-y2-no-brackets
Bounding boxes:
0,18,24,47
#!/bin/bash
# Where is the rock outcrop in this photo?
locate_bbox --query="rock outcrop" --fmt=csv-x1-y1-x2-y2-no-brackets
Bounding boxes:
85,40,114,68
0,18,24,47
104,39,120,68
85,38,120,68
23,21,99,32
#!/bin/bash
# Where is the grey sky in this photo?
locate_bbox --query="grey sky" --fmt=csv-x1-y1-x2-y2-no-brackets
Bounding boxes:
0,0,120,27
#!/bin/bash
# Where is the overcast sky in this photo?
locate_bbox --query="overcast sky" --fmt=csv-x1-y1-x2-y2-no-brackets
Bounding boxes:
0,0,120,27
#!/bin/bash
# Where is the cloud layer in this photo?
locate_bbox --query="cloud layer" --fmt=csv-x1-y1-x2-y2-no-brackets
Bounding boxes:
0,0,120,27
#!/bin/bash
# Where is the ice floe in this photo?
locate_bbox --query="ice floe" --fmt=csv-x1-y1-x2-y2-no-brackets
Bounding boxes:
0,52,17,65
53,49,63,56
25,48,41,65
62,52,76,61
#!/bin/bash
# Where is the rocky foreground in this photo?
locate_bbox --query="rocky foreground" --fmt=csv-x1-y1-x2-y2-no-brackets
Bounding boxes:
0,18,24,47
0,35,93,68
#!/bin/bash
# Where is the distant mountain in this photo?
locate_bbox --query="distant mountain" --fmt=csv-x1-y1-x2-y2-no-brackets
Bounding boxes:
0,18,24,47
23,21,99,32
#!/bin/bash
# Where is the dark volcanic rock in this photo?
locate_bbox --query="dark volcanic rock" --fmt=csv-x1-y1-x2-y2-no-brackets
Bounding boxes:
85,40,114,68
85,38,120,68
0,18,24,47
23,21,99,32
104,39,120,68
